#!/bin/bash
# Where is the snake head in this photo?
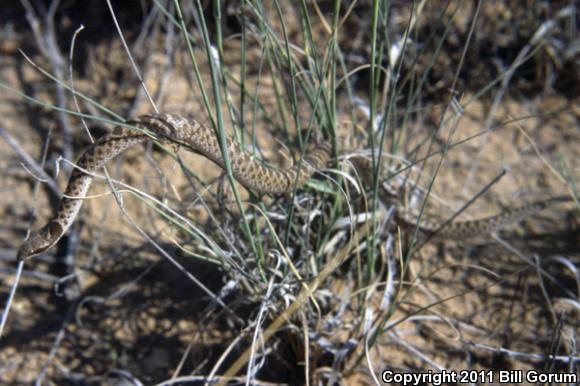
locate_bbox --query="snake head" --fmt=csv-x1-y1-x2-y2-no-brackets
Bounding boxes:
17,222,63,261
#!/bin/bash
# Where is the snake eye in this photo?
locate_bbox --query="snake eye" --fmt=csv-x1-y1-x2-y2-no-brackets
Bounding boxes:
29,242,51,257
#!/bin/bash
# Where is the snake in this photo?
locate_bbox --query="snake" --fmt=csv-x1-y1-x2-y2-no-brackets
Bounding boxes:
16,113,569,260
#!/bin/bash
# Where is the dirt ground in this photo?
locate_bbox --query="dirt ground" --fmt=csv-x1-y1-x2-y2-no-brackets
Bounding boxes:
0,1,579,385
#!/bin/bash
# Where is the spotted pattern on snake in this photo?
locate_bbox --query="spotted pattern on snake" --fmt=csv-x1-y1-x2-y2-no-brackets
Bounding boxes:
16,113,568,260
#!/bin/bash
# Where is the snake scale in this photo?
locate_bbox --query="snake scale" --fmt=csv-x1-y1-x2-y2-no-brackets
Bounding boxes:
16,113,567,260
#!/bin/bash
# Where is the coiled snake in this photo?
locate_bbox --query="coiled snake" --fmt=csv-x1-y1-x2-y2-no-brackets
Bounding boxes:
16,113,567,260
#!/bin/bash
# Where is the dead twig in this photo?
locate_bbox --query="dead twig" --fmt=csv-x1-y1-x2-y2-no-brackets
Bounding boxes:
0,127,61,198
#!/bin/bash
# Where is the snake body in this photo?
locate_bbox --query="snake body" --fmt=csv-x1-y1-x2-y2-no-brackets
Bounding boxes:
398,196,570,239
16,113,567,260
17,114,330,260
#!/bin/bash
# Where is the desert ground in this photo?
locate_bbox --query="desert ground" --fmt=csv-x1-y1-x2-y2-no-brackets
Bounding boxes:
0,1,578,385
